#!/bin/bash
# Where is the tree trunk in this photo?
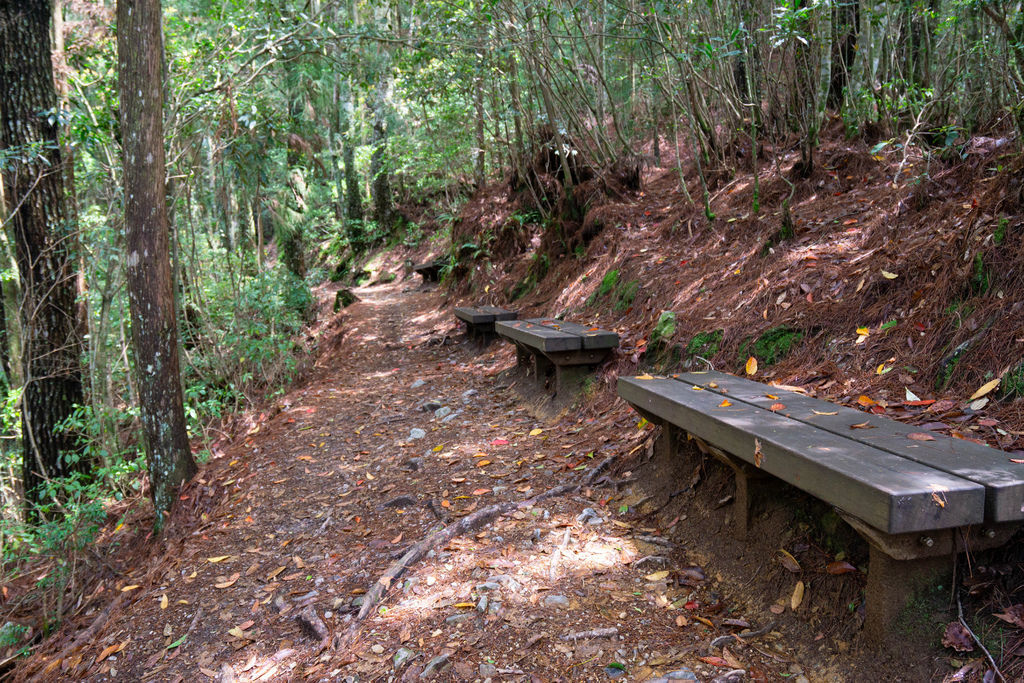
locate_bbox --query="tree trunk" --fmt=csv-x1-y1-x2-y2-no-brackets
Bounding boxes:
369,82,393,231
0,0,87,514
117,0,196,531
343,81,363,223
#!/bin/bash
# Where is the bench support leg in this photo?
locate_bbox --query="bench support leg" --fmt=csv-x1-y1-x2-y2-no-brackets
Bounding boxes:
863,545,951,644
533,353,556,391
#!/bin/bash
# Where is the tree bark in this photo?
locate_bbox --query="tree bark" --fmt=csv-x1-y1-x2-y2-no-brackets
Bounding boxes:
117,0,196,530
0,0,87,514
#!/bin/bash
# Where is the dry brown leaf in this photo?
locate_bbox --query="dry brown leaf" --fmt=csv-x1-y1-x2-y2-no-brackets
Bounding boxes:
907,432,935,441
777,549,801,573
790,581,805,611
215,572,241,589
969,378,1001,401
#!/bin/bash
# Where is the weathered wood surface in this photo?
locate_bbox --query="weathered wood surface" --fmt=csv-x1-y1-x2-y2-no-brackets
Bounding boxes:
454,306,517,325
618,376,985,534
525,318,619,350
413,260,443,281
678,371,1024,523
495,319,582,353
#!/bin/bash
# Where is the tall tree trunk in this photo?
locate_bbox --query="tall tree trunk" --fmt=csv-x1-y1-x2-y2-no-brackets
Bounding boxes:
117,0,196,531
343,81,363,222
369,81,393,231
0,0,87,515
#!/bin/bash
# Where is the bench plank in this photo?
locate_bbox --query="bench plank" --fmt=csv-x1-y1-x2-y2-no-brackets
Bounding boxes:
526,318,619,350
678,371,1024,523
455,306,517,325
618,376,985,534
495,320,581,352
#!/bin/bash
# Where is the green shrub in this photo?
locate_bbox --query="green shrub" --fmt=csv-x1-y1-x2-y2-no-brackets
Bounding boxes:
740,326,803,366
687,330,723,359
614,280,639,311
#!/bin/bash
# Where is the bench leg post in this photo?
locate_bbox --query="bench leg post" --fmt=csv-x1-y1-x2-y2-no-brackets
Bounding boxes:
863,545,951,644
515,344,532,372
534,353,556,391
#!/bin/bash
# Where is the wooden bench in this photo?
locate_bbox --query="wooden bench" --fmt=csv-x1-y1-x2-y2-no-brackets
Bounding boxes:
412,259,444,283
454,306,517,344
618,369,1024,642
495,318,618,398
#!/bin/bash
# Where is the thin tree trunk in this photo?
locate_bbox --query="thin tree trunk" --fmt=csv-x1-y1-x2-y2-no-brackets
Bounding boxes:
117,0,196,530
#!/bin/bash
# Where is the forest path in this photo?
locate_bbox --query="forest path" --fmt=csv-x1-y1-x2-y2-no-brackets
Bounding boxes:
28,277,805,682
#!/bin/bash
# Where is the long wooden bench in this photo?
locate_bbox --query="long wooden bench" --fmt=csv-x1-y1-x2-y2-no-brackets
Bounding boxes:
618,369,1024,642
495,318,618,398
454,306,517,344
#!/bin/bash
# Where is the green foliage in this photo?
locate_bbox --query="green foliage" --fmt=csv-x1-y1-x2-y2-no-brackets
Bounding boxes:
994,218,1008,245
968,253,993,295
740,326,803,366
510,253,550,300
1001,362,1024,399
598,270,619,297
650,311,677,348
686,330,723,359
614,280,639,311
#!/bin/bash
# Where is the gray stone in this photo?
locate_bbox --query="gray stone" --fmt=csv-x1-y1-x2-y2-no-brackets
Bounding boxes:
446,612,475,624
544,594,570,609
477,596,489,613
403,457,424,471
665,669,698,680
461,389,478,403
419,400,442,412
604,665,627,679
576,507,604,525
409,428,427,440
475,582,502,593
393,647,417,669
351,596,365,608
421,653,450,678
411,379,426,389
435,406,452,419
479,663,498,676
442,412,459,423
485,575,522,592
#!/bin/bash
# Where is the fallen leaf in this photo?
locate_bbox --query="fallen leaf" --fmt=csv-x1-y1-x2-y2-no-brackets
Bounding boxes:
811,410,838,416
826,561,857,575
476,460,491,467
159,594,168,610
645,570,670,581
228,626,250,639
96,639,129,663
850,422,875,429
907,432,935,441
932,491,947,508
754,439,763,468
769,402,786,412
453,602,475,609
208,556,230,563
529,428,543,436
791,581,805,610
390,533,403,544
777,549,801,573
857,395,876,407
994,605,1024,629
491,439,509,446
745,357,758,376
718,399,732,407
941,622,975,652
881,270,898,279
970,378,1001,401
121,585,139,592
636,374,654,380
215,572,241,589
700,656,728,667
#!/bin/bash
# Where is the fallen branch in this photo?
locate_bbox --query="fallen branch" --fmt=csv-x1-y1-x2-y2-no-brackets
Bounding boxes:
957,591,1004,682
21,592,127,681
561,627,618,641
355,483,577,621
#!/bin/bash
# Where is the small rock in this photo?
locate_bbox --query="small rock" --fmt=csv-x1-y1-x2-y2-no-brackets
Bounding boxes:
295,606,329,641
419,401,442,412
351,596,365,608
665,669,699,680
544,594,570,609
272,594,289,613
710,670,746,683
488,600,502,615
461,389,478,403
477,596,489,613
576,507,604,525
411,379,426,389
393,647,417,669
403,457,424,471
371,644,385,654
479,663,498,676
409,428,426,440
486,575,522,592
446,613,475,624
604,665,627,679
442,412,459,423
215,662,237,683
331,597,347,610
421,653,450,679
434,406,452,419
475,582,501,592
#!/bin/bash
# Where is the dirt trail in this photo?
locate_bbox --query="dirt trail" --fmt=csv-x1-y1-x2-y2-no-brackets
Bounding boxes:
24,278,835,682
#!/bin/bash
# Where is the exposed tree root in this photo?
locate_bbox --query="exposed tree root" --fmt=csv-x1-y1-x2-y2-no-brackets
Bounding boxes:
354,483,578,622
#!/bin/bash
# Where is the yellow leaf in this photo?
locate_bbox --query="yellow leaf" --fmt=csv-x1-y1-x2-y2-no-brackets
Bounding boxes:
811,410,838,416
637,418,649,429
765,394,780,400
529,428,543,436
267,566,286,581
121,585,140,592
453,602,475,609
691,385,704,391
644,570,670,581
856,326,869,336
228,627,247,639
207,556,230,563
476,460,491,467
745,357,758,375
433,444,444,452
876,364,887,375
970,378,1001,401
159,594,168,610
636,374,654,380
880,270,898,279
97,639,129,662
718,399,732,407
791,581,805,610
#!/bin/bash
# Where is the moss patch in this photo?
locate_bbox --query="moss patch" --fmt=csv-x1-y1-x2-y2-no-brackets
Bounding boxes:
740,326,803,366
686,330,723,360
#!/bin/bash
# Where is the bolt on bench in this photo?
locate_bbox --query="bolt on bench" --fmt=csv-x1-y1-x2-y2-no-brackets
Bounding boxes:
495,318,618,399
618,369,1024,642
454,306,517,345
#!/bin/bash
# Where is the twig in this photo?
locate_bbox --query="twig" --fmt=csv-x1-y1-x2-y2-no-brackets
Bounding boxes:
354,484,578,622
957,591,1005,682
561,627,618,641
